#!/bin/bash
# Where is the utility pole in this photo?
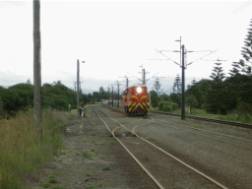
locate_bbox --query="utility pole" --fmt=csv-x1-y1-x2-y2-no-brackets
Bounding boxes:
156,37,215,120
176,37,186,120
76,59,80,113
125,76,129,89
142,68,146,85
111,85,114,107
33,0,42,136
116,81,120,108
181,45,186,120
76,59,85,116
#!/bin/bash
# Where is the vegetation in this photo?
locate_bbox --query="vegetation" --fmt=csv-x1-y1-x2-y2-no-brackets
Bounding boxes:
158,101,178,112
0,110,68,189
0,82,110,118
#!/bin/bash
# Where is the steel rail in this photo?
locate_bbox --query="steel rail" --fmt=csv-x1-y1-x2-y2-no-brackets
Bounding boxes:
108,116,230,189
95,111,165,189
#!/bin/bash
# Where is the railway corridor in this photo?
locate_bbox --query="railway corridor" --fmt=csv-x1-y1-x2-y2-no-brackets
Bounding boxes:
95,105,252,189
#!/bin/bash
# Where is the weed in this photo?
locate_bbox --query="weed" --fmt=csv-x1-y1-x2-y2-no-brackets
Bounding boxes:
41,182,50,188
48,175,58,184
102,166,111,171
82,150,96,160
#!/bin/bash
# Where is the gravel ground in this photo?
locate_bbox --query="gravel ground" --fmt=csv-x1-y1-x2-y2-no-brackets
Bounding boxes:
101,106,252,189
28,106,157,189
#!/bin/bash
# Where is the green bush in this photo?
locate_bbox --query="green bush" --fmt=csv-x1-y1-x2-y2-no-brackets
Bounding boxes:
150,90,159,108
158,101,178,112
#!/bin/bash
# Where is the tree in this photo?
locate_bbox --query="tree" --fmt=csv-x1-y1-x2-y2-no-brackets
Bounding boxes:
173,74,181,94
9,83,33,109
186,79,212,108
99,86,107,99
153,78,161,95
0,96,3,118
42,82,75,110
210,62,225,82
186,95,198,113
207,62,228,114
229,61,242,76
241,18,252,75
150,90,159,108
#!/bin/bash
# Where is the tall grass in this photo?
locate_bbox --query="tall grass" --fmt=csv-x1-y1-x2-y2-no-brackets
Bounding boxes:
0,110,68,189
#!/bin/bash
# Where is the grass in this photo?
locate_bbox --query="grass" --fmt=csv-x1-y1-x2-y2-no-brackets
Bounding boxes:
0,110,71,189
82,150,96,160
152,106,252,124
189,108,252,124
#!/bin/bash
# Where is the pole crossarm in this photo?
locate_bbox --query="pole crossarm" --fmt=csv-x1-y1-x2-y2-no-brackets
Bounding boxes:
155,50,180,66
186,50,216,66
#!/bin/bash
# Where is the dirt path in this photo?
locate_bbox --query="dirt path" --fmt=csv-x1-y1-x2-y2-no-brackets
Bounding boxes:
28,107,156,189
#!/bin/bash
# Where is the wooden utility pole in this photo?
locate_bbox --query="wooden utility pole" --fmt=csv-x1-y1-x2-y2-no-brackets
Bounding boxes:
181,45,186,120
76,59,85,116
117,81,120,108
33,0,42,135
125,76,129,89
76,59,80,114
111,85,114,107
142,68,146,85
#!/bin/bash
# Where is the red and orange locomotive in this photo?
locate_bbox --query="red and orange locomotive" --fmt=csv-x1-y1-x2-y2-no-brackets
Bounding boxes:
122,85,150,116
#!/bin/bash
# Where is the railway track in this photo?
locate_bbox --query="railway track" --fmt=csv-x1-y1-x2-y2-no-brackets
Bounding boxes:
95,108,230,189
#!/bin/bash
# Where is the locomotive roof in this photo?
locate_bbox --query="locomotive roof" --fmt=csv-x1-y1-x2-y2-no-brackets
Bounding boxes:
123,85,147,91
127,85,146,88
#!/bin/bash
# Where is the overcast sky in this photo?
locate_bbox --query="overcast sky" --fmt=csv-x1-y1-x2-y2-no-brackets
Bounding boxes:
0,0,252,92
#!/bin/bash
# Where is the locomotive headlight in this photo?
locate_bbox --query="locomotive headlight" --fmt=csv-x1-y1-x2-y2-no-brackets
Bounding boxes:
136,86,143,94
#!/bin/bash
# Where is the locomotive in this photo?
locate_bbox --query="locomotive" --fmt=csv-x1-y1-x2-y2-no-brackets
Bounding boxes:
122,85,150,116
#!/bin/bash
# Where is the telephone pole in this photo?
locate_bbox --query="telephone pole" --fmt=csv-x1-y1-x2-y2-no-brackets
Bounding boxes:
125,76,129,89
76,59,80,112
116,81,120,108
181,45,186,120
111,85,114,107
142,68,146,85
76,59,85,116
139,66,147,85
33,0,42,135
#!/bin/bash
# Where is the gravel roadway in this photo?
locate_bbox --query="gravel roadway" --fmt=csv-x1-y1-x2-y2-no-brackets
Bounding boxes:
100,105,252,189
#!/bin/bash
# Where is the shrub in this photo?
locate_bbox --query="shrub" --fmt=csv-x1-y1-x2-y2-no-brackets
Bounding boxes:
158,101,178,112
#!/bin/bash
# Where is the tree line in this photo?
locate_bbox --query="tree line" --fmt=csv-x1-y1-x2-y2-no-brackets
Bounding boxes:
0,81,109,118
